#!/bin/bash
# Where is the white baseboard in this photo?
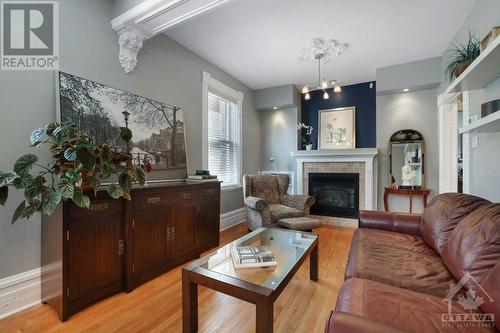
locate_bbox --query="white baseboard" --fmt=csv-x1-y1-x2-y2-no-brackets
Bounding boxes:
220,207,245,231
0,268,41,319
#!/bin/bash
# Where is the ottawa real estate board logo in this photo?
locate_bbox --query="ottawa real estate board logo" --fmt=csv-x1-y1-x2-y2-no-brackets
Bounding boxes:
1,1,58,70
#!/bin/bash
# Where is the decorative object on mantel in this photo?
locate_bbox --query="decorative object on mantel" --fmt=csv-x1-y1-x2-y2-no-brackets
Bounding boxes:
58,71,188,181
389,129,424,190
481,99,500,118
298,38,347,100
318,107,356,149
297,122,314,150
480,26,500,52
0,122,149,223
445,30,480,83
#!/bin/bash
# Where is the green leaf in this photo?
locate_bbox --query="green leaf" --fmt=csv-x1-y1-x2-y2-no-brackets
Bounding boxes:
107,183,123,199
64,148,77,161
30,127,45,146
76,147,96,171
0,171,17,186
0,186,8,206
100,144,112,163
12,200,26,224
72,192,90,209
87,175,99,191
134,166,146,187
13,154,38,175
57,177,74,199
24,176,46,203
42,190,61,215
99,163,111,179
119,173,131,193
21,204,37,219
13,173,34,189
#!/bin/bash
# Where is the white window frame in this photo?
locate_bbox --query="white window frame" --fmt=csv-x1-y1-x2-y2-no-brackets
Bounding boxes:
202,71,243,190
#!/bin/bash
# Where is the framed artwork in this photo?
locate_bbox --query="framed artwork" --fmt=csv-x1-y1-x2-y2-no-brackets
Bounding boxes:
318,106,356,149
56,71,188,181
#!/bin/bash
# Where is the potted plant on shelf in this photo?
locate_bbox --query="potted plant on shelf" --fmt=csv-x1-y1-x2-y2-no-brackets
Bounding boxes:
297,122,314,150
445,30,480,83
0,121,149,223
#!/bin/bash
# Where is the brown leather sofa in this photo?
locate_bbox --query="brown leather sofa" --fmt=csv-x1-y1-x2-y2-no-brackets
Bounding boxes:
325,193,500,333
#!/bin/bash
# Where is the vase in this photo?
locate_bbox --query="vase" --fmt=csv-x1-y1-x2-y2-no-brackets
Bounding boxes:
455,61,472,78
306,144,313,151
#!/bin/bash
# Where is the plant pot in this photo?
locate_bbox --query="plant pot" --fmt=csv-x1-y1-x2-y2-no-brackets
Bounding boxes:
455,61,471,78
305,144,313,151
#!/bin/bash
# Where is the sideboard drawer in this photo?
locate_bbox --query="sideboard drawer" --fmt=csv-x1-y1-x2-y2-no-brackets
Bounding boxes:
201,187,219,199
69,199,122,219
133,190,198,210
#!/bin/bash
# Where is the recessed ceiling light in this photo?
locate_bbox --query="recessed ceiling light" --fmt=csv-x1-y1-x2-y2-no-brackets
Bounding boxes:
403,88,409,92
273,106,278,110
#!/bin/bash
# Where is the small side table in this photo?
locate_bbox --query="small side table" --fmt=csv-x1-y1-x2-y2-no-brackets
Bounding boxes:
384,187,431,213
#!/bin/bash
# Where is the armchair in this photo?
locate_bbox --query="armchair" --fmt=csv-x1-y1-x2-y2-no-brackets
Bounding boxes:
243,173,315,231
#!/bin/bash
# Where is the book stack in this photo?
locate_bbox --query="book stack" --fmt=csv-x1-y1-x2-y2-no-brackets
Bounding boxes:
231,245,277,269
187,170,219,183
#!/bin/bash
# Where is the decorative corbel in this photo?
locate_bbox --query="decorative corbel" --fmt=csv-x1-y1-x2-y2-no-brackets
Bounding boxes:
117,27,148,74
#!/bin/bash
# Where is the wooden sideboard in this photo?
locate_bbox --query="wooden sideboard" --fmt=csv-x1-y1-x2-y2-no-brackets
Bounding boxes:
41,181,221,321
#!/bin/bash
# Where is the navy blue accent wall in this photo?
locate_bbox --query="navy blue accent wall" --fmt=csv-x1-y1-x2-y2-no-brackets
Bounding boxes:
301,81,376,148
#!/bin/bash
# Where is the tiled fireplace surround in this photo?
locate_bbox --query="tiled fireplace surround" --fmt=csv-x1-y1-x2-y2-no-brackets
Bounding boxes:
292,148,378,228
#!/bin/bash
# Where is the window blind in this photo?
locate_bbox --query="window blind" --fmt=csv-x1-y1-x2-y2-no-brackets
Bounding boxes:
208,92,241,187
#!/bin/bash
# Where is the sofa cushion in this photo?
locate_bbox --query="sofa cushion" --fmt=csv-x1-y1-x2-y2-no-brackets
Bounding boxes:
345,229,457,297
420,193,490,255
442,203,500,288
477,262,500,329
335,278,496,333
248,174,280,204
269,204,303,222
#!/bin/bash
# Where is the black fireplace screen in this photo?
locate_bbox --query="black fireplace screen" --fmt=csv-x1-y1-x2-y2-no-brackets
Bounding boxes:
308,173,359,218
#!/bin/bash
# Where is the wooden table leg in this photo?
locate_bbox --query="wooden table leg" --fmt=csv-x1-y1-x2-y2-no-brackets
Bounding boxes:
256,299,273,333
384,189,389,212
423,192,429,208
310,242,318,281
182,269,198,333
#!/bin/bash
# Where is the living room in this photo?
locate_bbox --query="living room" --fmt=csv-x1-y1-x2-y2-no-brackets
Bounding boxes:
0,0,499,332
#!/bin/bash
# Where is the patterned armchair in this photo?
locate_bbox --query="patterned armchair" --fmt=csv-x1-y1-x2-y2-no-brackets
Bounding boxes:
243,173,315,231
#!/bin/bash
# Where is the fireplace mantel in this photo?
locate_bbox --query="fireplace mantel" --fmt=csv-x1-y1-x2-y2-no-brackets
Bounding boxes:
292,148,378,212
291,148,378,158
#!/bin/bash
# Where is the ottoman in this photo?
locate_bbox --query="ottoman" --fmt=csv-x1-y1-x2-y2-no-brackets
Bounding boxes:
277,216,321,231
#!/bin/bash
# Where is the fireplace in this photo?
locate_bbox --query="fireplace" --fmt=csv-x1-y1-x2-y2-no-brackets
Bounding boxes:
308,173,359,218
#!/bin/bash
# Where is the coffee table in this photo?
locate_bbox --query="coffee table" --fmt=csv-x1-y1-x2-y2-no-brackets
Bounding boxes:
182,227,319,333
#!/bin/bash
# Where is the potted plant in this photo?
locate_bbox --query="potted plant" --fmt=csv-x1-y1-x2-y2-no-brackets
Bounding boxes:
445,31,480,83
0,122,149,223
297,122,314,150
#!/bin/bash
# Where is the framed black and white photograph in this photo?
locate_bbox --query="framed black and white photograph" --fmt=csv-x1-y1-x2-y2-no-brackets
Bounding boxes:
318,106,356,149
57,71,188,181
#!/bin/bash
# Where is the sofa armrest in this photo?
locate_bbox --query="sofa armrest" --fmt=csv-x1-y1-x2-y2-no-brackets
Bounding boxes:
279,195,315,213
358,210,422,236
324,312,409,333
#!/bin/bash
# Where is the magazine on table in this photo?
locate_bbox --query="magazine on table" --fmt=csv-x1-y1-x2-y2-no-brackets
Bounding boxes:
231,245,277,269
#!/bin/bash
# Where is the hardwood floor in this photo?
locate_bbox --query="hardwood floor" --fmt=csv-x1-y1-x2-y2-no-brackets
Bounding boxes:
0,224,354,333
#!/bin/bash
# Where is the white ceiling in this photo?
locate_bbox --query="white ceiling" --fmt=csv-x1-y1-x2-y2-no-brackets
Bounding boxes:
165,0,476,89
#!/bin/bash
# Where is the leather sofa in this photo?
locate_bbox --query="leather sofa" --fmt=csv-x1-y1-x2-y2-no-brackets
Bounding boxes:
325,193,500,333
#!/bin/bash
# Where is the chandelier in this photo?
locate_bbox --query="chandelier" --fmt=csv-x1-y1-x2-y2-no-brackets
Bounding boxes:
298,38,347,100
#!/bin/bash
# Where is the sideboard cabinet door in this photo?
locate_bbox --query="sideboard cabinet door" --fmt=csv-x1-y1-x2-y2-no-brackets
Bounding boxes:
198,195,220,252
67,203,124,304
167,203,197,261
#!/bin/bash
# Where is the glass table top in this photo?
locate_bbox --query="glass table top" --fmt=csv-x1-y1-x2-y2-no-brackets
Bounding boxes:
190,228,318,290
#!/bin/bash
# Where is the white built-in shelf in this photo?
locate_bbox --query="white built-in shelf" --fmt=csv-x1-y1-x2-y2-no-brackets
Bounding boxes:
445,36,500,95
459,111,500,134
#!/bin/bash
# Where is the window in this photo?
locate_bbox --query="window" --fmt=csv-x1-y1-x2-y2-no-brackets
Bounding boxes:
202,72,243,188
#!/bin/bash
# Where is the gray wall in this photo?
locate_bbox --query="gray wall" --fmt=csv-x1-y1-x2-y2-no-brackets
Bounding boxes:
376,89,439,213
0,0,260,278
440,0,500,202
259,107,299,172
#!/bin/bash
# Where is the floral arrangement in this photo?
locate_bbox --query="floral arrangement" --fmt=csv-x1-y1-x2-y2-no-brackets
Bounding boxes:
297,122,314,148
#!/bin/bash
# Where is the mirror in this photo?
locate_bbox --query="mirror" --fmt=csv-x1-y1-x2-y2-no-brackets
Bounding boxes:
389,130,424,189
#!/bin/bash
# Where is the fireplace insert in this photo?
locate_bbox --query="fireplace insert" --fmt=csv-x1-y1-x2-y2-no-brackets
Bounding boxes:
308,173,359,218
